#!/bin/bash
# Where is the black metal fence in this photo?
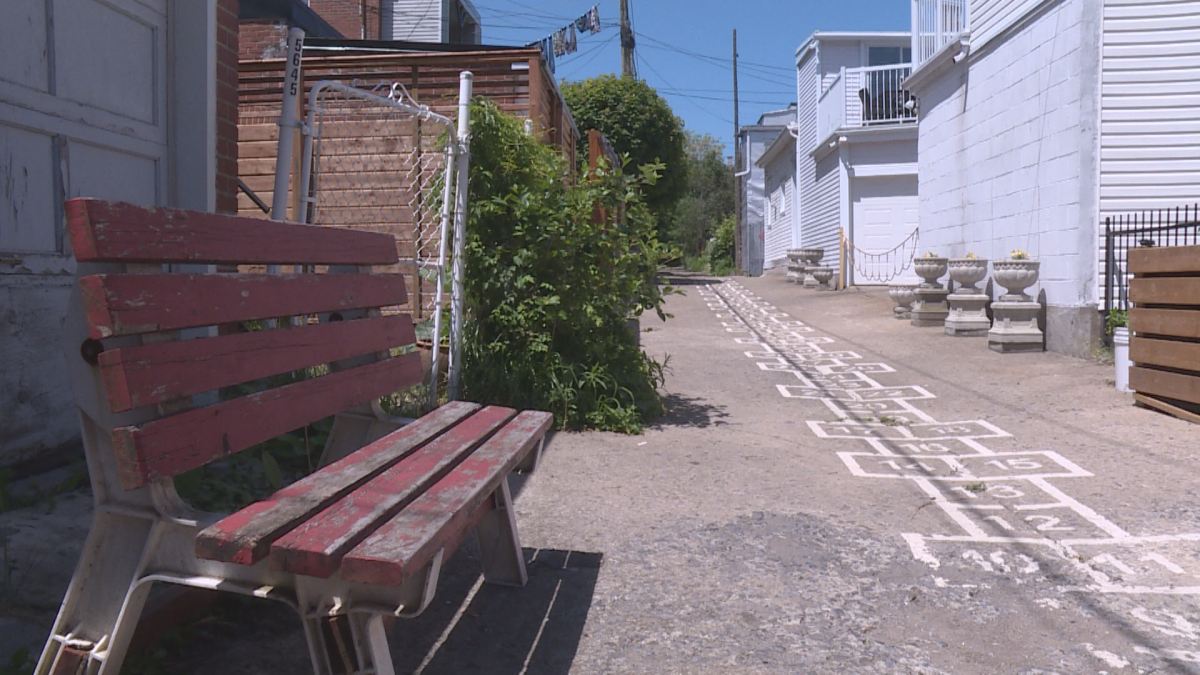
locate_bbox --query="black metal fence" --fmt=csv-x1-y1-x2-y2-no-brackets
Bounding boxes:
1103,203,1200,313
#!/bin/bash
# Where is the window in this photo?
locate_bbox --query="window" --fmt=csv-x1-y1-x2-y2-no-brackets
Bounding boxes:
868,46,912,67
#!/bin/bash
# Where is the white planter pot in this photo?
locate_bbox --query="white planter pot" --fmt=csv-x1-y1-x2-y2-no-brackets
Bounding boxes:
1113,327,1131,393
947,258,989,293
993,260,1040,301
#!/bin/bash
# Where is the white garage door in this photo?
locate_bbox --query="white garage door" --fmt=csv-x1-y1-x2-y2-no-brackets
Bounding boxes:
851,175,919,285
1,0,169,261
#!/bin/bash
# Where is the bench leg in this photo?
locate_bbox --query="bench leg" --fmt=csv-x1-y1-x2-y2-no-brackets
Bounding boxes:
301,611,396,675
36,512,158,675
475,476,528,587
515,436,546,474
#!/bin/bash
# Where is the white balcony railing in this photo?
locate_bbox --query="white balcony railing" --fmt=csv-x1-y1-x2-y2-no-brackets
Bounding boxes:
914,0,968,65
817,63,918,145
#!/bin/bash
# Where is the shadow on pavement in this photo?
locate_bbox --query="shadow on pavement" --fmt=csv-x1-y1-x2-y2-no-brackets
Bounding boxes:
394,546,602,675
651,393,730,429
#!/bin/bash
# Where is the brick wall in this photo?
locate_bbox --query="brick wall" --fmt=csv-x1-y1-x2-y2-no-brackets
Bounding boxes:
217,0,239,214
311,0,382,40
240,21,289,60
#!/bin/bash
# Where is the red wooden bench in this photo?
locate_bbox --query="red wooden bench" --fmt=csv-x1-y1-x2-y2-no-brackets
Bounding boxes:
37,199,553,675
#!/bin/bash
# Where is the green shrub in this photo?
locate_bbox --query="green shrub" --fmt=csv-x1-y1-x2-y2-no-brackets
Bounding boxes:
460,99,670,433
707,216,736,275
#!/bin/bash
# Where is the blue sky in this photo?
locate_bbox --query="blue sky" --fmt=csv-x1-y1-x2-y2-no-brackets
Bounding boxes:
472,0,911,157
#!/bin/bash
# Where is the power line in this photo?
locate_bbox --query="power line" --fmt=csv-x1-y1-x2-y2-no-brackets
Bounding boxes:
637,53,732,125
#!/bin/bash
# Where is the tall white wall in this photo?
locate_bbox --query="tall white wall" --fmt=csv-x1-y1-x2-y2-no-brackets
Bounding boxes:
762,145,796,268
796,51,820,252
1100,0,1200,215
971,0,1046,48
914,0,1101,309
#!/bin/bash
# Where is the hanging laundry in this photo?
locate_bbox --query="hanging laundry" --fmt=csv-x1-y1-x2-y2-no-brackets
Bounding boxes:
566,25,578,54
553,27,567,56
588,6,601,34
575,13,589,34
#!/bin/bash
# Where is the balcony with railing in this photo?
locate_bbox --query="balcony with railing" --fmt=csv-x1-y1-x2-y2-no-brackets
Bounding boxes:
816,63,918,144
914,0,969,65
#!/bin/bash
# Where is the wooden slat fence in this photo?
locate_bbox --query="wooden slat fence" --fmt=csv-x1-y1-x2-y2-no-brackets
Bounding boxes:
1128,244,1200,423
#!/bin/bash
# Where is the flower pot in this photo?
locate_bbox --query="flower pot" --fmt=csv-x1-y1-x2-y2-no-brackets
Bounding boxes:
948,258,989,293
888,284,917,318
1113,326,1131,393
913,257,948,289
993,259,1040,301
811,266,834,289
798,247,825,265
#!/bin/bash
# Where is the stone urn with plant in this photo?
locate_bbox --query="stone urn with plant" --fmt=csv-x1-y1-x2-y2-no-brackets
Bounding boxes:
945,253,991,336
988,250,1044,352
799,247,825,288
911,252,950,327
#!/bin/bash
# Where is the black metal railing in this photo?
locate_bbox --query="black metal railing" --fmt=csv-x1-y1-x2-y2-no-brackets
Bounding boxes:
1103,203,1200,313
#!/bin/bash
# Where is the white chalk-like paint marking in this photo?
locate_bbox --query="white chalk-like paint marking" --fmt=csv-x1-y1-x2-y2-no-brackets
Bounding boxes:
1028,478,1131,540
1035,597,1062,610
1142,553,1186,574
1134,646,1200,665
1084,644,1130,669
902,533,941,570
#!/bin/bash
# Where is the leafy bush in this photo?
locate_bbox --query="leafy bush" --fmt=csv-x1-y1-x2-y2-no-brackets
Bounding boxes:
460,99,670,433
707,216,736,275
561,75,686,235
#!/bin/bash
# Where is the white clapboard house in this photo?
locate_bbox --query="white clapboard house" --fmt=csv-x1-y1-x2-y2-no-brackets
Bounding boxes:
793,31,922,285
384,0,482,44
905,0,1200,355
738,106,797,275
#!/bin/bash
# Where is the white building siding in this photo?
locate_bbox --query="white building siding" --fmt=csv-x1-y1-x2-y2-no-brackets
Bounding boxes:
915,0,1100,308
807,151,843,266
819,41,863,94
763,147,796,268
797,52,820,251
1100,0,1200,215
388,0,444,42
971,0,1045,49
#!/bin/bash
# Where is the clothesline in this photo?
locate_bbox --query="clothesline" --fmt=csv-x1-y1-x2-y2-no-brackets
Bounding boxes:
526,5,602,74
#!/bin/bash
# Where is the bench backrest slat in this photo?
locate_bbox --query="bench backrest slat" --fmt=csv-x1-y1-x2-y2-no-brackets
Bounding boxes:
65,199,425,491
99,314,416,412
81,273,408,339
68,199,397,265
112,353,424,490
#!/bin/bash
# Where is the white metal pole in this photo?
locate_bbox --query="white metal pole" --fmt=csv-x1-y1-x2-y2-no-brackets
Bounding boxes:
428,139,458,409
272,27,305,223
447,71,473,400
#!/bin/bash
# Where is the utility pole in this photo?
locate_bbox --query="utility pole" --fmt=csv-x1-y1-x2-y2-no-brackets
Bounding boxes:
732,29,742,275
620,0,636,78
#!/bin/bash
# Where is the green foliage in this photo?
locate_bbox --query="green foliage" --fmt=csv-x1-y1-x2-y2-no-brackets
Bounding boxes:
672,132,734,258
1105,309,1129,335
460,99,670,433
707,216,736,276
561,75,686,233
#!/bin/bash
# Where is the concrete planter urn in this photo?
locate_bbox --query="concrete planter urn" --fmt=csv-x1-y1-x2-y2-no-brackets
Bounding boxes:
799,247,825,288
888,284,917,319
989,258,1043,353
785,249,805,283
811,266,835,289
911,256,950,327
947,258,989,293
992,260,1041,301
913,256,949,289
945,258,991,337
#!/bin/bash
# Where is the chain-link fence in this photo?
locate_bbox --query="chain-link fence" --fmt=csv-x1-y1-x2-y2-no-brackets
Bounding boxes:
298,80,461,406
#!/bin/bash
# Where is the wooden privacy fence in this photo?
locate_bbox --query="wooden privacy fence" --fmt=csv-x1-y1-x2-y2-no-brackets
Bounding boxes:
237,47,578,317
1128,244,1200,423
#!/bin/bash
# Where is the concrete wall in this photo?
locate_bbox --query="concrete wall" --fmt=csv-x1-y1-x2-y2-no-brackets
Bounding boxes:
911,0,1104,356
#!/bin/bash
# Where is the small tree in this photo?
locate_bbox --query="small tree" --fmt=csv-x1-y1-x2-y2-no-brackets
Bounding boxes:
673,132,734,259
562,75,686,235
460,99,669,433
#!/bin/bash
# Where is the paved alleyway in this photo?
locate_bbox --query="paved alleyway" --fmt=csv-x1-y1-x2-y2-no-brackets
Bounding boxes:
512,272,1200,674
2,271,1198,673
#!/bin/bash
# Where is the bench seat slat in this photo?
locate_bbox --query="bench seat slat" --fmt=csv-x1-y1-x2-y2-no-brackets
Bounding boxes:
195,401,481,565
268,406,518,579
99,314,416,412
82,273,408,339
112,352,424,490
67,198,397,265
341,411,554,587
